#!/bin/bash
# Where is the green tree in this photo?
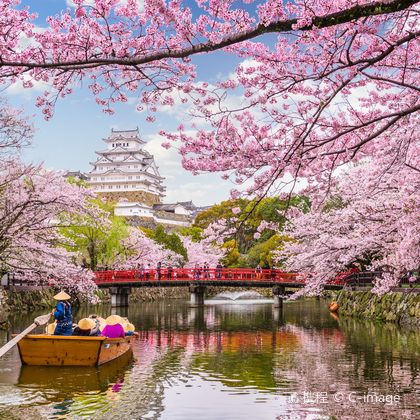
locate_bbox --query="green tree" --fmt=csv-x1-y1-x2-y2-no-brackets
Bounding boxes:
194,199,248,230
245,234,291,268
147,225,188,262
175,226,203,242
195,196,308,267
60,199,129,270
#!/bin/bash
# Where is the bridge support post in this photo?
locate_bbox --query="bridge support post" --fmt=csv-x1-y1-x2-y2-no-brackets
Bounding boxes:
189,284,206,307
110,287,131,308
272,286,285,310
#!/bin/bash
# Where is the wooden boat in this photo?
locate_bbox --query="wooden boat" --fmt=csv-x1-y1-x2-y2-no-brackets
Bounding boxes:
16,334,134,367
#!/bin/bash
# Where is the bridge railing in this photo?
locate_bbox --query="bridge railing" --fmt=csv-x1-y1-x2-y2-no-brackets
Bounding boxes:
94,268,303,284
341,271,420,288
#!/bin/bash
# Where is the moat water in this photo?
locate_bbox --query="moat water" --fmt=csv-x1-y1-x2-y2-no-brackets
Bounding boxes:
0,299,418,419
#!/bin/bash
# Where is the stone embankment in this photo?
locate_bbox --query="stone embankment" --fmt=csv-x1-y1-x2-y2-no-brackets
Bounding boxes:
335,290,420,327
0,288,57,329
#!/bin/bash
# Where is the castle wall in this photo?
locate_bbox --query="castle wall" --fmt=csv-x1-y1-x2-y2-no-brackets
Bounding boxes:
97,190,162,206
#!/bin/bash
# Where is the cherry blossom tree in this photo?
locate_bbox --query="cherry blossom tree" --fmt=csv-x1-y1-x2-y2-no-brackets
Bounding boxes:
180,235,224,268
277,159,420,295
113,226,179,268
0,0,417,197
0,162,101,295
0,99,32,160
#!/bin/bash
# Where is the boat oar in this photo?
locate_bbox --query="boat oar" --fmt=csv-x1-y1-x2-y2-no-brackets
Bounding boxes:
0,313,51,358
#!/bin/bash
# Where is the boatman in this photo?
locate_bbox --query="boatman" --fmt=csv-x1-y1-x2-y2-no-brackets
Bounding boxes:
52,291,73,336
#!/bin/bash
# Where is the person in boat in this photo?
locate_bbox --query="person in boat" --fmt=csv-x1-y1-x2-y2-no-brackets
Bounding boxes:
101,315,125,338
88,314,105,334
72,318,101,336
124,322,136,336
52,291,73,336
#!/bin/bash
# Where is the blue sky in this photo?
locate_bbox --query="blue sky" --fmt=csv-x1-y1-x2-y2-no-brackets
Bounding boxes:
8,0,261,206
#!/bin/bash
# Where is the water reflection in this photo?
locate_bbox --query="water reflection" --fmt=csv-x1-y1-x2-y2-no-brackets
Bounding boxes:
0,300,418,419
18,351,133,400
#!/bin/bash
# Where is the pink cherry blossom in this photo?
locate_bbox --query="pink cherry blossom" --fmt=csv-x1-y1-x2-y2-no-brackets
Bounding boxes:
277,158,420,295
180,235,224,268
0,0,415,199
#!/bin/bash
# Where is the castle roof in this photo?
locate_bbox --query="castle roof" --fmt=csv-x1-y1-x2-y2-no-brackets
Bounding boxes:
153,201,197,212
95,146,151,156
91,167,164,180
103,127,145,144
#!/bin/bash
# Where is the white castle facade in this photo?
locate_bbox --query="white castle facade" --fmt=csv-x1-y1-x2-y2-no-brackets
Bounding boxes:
85,128,201,227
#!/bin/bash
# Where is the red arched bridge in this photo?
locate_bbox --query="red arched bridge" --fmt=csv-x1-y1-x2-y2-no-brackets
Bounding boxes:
94,267,349,307
91,268,418,307
94,267,344,287
96,267,300,284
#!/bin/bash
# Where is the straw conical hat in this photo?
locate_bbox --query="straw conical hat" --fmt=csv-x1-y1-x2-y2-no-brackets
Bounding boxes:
105,315,123,326
45,322,57,335
124,322,135,332
78,318,95,330
53,291,71,300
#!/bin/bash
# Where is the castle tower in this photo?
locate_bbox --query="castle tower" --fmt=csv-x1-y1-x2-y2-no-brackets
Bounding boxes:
88,128,166,206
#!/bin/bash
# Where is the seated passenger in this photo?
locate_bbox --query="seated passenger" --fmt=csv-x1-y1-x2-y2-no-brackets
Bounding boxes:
124,322,136,336
87,314,102,336
101,315,125,338
96,316,106,332
72,318,98,336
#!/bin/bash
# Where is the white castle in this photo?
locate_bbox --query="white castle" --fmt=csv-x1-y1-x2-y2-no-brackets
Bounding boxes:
85,128,201,227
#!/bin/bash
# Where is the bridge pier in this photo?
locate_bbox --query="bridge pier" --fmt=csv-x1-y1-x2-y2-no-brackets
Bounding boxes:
110,286,131,308
272,286,285,310
189,284,206,307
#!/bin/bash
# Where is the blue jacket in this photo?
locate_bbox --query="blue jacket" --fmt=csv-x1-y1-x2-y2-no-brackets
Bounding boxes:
53,301,73,336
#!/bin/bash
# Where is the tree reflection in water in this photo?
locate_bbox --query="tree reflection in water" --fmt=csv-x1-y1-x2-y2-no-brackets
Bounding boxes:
0,300,417,419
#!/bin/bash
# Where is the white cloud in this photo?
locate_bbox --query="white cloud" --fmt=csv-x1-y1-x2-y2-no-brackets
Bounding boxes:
143,132,232,206
6,76,51,99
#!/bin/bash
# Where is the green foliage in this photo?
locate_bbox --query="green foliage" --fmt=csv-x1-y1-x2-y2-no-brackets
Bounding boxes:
221,239,241,267
244,234,291,268
194,196,308,267
59,198,129,270
322,195,346,212
194,199,248,229
66,176,88,188
175,226,203,242
148,225,188,261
